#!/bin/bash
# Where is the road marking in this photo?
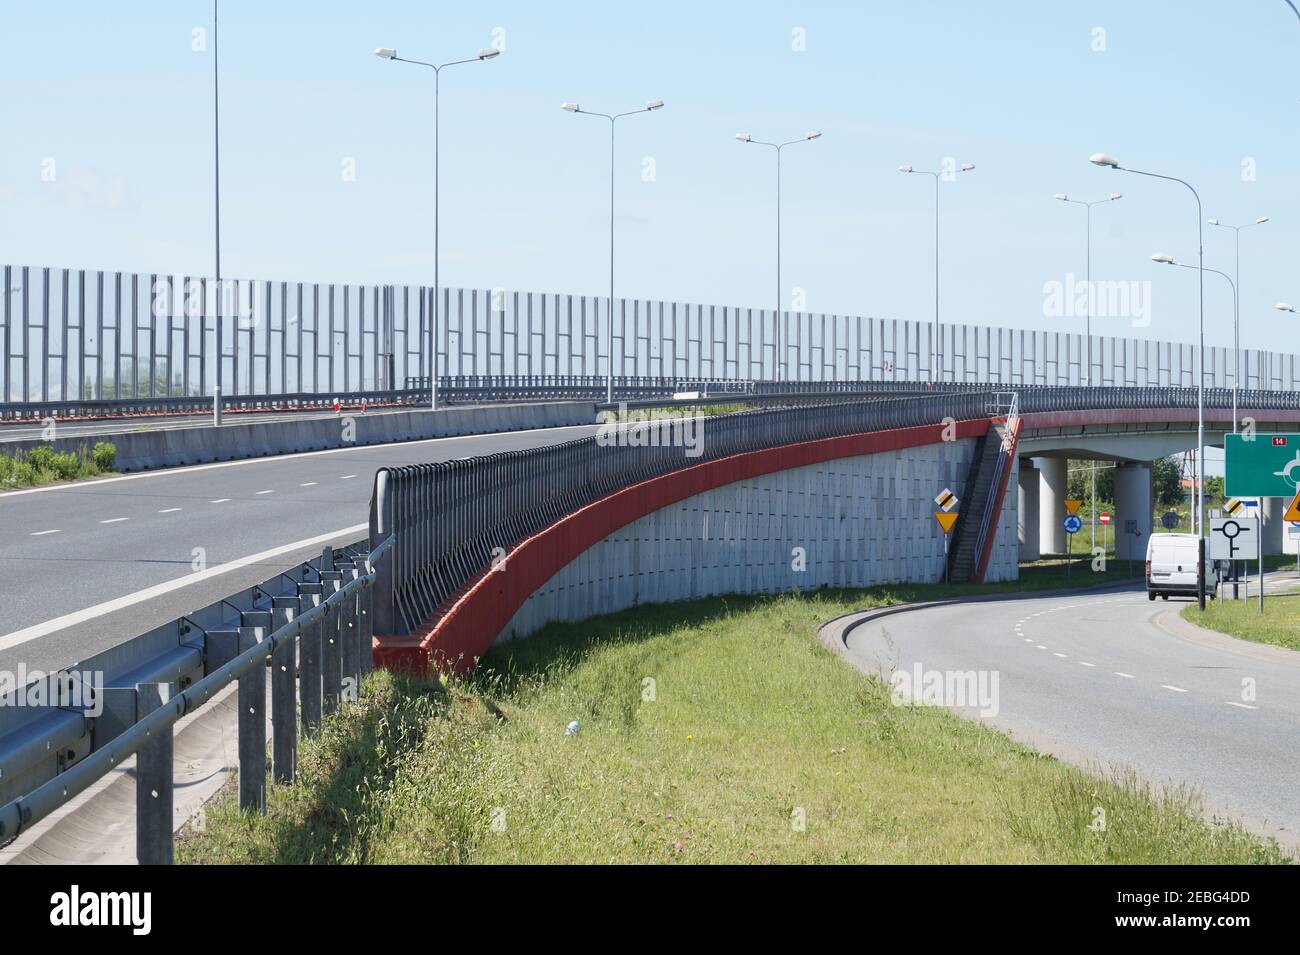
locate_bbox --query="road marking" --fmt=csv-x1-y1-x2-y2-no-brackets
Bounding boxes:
1053,652,1067,658
1225,701,1258,710
99,517,129,525
210,498,231,504
0,421,605,499
30,529,60,536
158,507,182,514
1161,684,1188,693
1035,644,1047,650
1115,672,1135,679
0,522,369,653
1023,637,1033,643
256,489,275,495
299,482,318,487
1079,661,1096,668
339,474,357,480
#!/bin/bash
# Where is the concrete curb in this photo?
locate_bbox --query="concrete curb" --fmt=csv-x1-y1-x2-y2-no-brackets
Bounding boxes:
9,402,597,472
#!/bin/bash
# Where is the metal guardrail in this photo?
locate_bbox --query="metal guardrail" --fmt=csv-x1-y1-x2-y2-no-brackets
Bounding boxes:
0,536,391,864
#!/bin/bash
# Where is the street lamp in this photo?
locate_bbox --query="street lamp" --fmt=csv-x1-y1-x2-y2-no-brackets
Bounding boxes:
562,99,665,404
1207,216,1269,433
213,0,222,424
900,161,975,382
1092,152,1206,539
374,44,501,411
1277,303,1297,313
1054,192,1122,384
735,130,822,382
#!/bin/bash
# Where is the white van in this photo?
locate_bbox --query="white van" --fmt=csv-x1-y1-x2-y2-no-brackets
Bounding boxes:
1145,533,1217,601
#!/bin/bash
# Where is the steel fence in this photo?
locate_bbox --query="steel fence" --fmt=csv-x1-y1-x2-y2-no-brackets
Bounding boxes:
6,263,1300,403
0,536,389,864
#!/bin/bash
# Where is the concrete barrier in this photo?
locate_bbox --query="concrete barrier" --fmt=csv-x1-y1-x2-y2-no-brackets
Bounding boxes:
10,402,596,472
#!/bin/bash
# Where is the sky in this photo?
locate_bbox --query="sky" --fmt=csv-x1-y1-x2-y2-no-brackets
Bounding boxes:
1,0,1298,359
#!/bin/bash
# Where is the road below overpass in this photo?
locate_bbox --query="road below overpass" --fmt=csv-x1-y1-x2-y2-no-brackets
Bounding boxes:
0,421,605,674
835,585,1300,845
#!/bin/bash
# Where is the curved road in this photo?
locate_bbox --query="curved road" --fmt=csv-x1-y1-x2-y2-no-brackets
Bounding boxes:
833,585,1300,845
0,421,605,673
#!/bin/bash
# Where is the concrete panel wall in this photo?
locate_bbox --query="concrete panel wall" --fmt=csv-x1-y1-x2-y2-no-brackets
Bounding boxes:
1114,462,1153,560
12,401,595,472
1018,459,1041,561
1037,457,1068,555
497,436,1020,643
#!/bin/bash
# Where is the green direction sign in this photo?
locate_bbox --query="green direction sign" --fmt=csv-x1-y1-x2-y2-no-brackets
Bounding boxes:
1224,433,1300,497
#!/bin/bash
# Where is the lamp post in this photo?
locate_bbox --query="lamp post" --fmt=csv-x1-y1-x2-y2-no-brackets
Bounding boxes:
1054,192,1122,385
562,100,665,404
1207,216,1269,433
735,130,822,382
374,45,501,411
1091,153,1206,539
900,162,975,382
213,0,222,425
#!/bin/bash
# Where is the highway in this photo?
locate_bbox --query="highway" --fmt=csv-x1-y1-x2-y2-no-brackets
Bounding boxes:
835,585,1300,844
0,421,604,674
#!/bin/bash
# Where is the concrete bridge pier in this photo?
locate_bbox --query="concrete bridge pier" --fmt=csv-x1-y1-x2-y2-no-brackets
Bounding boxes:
1037,457,1068,556
1261,497,1284,556
1114,462,1152,561
1018,458,1040,561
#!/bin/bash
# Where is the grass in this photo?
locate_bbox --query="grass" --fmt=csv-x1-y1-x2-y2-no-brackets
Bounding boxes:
1182,585,1300,652
178,584,1288,865
0,442,116,489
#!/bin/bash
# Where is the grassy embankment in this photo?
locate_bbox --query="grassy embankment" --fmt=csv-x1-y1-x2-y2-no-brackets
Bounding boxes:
0,442,116,489
178,569,1286,865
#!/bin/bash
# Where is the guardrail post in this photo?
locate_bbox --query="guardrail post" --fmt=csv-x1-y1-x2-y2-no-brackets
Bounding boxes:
271,597,298,785
135,682,174,865
296,582,324,735
320,573,344,716
368,469,398,635
334,559,359,695
359,576,375,676
237,626,266,812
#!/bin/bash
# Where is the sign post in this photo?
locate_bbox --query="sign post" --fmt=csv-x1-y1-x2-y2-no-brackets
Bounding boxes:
1063,513,1083,578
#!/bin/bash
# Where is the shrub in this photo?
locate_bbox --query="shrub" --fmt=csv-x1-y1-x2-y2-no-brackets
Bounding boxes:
27,444,55,471
92,442,116,472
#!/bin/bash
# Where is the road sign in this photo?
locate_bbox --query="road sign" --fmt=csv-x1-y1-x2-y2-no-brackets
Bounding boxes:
1285,492,1300,522
1063,498,1083,515
1063,514,1083,534
1099,512,1111,525
934,488,958,512
934,511,958,534
1225,498,1245,516
1288,522,1300,539
1209,515,1259,561
1225,434,1300,497
1161,511,1179,529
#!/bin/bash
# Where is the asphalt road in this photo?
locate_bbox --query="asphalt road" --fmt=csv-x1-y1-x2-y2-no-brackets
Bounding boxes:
838,584,1300,844
0,421,604,674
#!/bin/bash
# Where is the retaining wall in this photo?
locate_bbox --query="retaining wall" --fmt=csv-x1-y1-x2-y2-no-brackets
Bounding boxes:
11,402,596,472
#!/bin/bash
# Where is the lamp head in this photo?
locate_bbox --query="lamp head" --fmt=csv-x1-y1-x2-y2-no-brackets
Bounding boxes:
1256,216,1271,224
646,100,665,110
1054,193,1068,201
561,102,580,112
1276,303,1297,313
805,130,822,140
898,164,913,173
735,132,752,142
374,47,397,60
959,162,975,172
1207,218,1220,225
1151,253,1176,265
1089,153,1120,168
1108,192,1122,200
478,48,500,59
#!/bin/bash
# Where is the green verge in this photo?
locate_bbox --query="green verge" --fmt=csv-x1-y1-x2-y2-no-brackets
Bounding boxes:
177,580,1288,865
1182,587,1300,652
0,442,116,488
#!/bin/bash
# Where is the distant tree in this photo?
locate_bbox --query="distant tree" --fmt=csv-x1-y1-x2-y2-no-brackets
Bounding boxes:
1202,475,1226,507
1152,455,1184,509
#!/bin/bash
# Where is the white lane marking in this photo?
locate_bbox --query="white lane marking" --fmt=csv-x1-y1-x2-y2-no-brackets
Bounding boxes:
1115,672,1135,679
1161,684,1188,693
158,507,182,514
1225,702,1258,710
0,421,605,499
1053,652,1067,658
256,489,275,495
299,482,318,487
1035,644,1047,650
30,529,60,536
0,523,369,652
99,517,129,525
339,474,357,480
1023,638,1034,643
210,498,231,504
1079,661,1096,668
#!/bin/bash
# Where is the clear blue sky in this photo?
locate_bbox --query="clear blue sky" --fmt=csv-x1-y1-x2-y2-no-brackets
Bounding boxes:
1,1,1297,355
